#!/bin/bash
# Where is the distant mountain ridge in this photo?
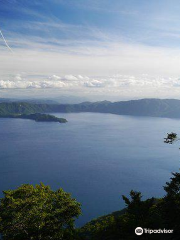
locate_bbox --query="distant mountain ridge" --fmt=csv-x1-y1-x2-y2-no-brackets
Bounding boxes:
1,98,180,118
0,98,58,104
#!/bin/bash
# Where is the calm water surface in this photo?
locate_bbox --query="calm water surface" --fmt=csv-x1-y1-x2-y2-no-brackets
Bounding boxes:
0,113,180,226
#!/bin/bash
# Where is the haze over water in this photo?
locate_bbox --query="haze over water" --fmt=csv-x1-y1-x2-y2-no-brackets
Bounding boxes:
0,112,179,226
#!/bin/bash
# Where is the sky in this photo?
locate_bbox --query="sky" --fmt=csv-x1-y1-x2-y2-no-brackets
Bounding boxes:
1,0,180,101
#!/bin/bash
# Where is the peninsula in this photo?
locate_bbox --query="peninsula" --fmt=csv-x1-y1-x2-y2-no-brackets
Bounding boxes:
0,113,67,123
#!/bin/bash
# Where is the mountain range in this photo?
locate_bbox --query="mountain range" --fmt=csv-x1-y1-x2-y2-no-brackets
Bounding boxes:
1,98,180,118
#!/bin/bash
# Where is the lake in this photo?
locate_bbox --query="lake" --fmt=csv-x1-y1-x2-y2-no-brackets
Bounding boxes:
0,113,180,226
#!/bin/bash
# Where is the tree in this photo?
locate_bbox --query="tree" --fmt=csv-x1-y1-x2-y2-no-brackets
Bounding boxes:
122,190,162,228
0,183,81,240
79,192,166,240
79,191,163,240
160,172,180,238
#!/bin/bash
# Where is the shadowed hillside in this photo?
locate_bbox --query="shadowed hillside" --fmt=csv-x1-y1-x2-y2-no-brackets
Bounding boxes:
1,99,180,118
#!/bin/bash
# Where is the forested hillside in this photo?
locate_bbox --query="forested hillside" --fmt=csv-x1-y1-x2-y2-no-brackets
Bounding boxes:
1,99,180,118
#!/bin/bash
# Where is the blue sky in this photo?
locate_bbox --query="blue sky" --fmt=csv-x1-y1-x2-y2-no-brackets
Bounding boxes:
1,0,180,100
1,0,180,48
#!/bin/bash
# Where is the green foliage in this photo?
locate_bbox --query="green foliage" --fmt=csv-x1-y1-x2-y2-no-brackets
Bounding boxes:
0,113,67,123
2,99,180,118
1,174,180,239
80,191,163,240
122,191,163,229
79,214,121,240
0,183,81,240
0,102,49,115
159,172,180,238
20,113,67,123
164,132,177,144
80,172,180,240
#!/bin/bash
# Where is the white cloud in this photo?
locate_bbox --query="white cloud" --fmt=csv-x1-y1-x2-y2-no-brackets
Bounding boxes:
49,75,62,80
84,79,104,88
2,73,180,101
63,75,78,81
0,78,67,89
1,73,180,92
14,74,22,81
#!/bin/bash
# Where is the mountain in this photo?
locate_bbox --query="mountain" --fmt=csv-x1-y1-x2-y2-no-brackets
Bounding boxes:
0,98,58,104
1,98,180,118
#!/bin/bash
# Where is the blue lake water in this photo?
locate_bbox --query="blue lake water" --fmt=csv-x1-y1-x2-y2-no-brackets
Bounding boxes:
0,113,180,226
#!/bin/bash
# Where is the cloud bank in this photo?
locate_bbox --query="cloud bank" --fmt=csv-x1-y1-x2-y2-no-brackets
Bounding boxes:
2,73,180,101
1,73,180,91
